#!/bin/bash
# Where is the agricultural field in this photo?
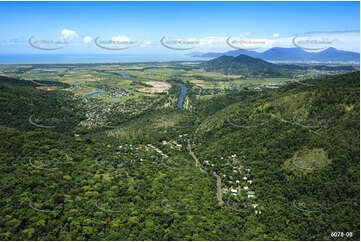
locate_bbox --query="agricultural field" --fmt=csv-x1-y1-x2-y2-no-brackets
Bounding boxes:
0,62,343,104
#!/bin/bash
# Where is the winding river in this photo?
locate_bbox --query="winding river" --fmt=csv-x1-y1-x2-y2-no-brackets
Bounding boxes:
85,88,102,97
177,83,187,108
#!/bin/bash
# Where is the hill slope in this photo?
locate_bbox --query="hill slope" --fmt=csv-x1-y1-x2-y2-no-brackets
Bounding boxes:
200,54,288,77
191,71,360,239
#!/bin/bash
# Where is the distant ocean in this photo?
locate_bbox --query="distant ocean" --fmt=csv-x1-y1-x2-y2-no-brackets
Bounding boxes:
0,54,209,64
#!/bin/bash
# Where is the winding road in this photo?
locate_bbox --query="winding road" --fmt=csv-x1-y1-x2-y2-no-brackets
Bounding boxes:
212,172,224,205
187,140,224,205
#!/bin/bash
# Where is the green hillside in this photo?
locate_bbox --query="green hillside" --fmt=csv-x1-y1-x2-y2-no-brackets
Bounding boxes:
0,71,359,240
200,54,287,77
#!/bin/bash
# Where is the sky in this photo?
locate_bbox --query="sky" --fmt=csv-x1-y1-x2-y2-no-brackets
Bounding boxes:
0,1,359,54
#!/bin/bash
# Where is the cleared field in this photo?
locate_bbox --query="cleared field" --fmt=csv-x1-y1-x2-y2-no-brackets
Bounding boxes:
35,86,58,91
189,79,206,87
137,81,171,93
284,148,332,173
64,78,103,83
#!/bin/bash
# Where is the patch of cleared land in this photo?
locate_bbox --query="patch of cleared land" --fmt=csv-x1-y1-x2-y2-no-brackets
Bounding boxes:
137,81,171,93
284,148,331,172
64,78,104,83
36,86,57,91
227,74,244,79
190,79,206,87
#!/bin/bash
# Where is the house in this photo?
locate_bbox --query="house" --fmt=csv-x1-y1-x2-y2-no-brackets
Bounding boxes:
230,188,238,196
252,204,259,208
247,191,255,195
243,186,249,190
243,177,247,180
236,180,240,184
248,194,255,198
255,210,261,214
247,180,253,184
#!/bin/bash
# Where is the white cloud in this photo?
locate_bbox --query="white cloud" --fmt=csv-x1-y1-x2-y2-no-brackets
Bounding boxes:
197,36,227,46
61,29,79,40
239,32,252,37
112,35,132,42
273,33,280,38
83,36,92,44
139,40,152,47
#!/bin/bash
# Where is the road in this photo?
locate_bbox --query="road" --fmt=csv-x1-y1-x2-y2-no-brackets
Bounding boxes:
212,172,224,205
187,140,224,204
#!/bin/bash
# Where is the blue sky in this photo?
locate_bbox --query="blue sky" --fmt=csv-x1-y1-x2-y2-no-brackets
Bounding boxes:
0,1,359,54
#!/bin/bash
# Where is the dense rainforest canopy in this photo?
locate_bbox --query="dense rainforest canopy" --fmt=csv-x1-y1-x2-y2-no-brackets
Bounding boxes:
0,72,359,240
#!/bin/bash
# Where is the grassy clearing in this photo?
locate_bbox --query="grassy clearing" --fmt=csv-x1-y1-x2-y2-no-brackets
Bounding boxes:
284,148,332,173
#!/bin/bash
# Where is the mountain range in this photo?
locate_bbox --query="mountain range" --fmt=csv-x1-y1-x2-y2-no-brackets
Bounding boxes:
200,54,357,77
191,47,360,62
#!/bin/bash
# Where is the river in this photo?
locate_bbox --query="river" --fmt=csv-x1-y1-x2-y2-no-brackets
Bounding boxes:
85,88,102,97
177,83,187,108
